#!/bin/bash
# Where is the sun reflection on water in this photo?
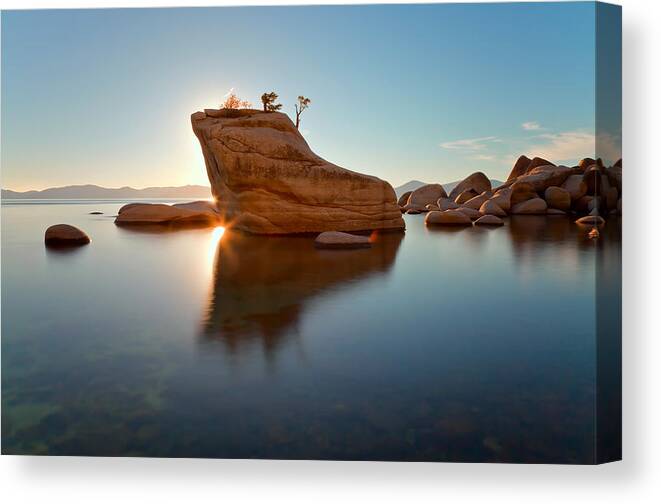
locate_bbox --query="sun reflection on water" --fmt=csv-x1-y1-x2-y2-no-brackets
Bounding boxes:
207,226,225,269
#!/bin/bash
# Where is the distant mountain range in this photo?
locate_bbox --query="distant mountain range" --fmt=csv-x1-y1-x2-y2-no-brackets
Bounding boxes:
394,179,504,198
1,184,212,200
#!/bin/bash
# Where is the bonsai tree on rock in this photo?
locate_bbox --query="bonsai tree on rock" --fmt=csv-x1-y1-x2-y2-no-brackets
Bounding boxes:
294,96,311,129
222,93,252,110
261,92,282,112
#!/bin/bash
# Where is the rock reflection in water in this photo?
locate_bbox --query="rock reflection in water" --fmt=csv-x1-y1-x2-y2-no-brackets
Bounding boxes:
201,229,404,354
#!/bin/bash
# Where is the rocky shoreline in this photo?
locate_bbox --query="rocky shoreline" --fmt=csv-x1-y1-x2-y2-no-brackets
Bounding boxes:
398,155,622,228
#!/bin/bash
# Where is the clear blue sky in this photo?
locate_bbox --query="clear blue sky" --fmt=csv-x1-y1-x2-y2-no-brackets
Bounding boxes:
1,3,619,191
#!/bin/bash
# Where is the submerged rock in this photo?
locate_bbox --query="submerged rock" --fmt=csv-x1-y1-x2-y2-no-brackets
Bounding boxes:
314,231,371,249
45,224,90,247
192,109,404,234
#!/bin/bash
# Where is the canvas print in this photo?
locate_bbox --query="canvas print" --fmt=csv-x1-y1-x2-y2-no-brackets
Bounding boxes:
1,2,621,463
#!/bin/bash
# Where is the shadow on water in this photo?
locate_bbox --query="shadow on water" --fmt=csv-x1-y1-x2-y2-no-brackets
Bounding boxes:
200,229,404,355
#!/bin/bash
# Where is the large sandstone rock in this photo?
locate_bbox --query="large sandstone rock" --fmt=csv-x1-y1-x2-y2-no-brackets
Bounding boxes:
407,184,448,207
115,202,221,226
192,109,404,234
397,191,412,207
490,188,512,212
437,197,460,211
448,172,491,200
511,198,548,215
578,157,596,170
44,224,90,247
479,199,506,217
515,165,573,192
562,174,588,200
582,165,602,195
544,186,571,211
574,195,597,213
172,200,221,215
455,206,481,220
510,181,538,206
454,189,478,205
605,187,619,210
463,191,492,210
506,155,532,182
425,210,472,226
314,231,371,249
526,157,554,172
607,165,622,192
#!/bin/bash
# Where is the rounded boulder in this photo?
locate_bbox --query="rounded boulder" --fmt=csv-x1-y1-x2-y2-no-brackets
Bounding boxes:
425,210,472,226
45,224,90,247
511,198,548,215
544,186,571,211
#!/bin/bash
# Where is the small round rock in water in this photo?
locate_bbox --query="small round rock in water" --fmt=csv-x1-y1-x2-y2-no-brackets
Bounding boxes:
45,224,91,247
474,214,504,226
314,231,371,250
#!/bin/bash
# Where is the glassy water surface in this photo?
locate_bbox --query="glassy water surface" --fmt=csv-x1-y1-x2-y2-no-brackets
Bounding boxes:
1,200,620,462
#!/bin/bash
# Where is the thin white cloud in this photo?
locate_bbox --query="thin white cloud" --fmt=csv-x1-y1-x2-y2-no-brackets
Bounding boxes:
522,121,542,131
472,154,496,161
223,87,235,98
440,136,499,150
527,130,597,163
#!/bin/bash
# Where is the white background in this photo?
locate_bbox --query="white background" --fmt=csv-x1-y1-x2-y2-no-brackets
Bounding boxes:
1,0,659,502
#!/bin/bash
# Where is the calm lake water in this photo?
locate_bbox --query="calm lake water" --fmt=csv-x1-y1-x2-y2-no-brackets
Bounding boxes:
1,200,621,463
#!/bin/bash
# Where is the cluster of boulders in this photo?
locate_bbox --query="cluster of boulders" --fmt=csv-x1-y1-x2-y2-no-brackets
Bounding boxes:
398,155,622,228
